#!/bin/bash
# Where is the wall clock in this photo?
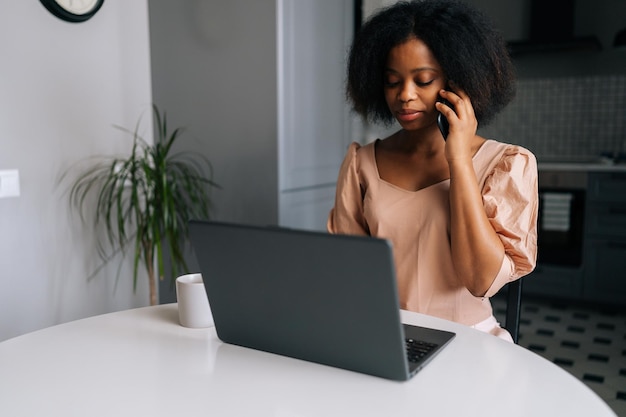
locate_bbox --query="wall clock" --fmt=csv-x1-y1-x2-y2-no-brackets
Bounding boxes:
40,0,104,23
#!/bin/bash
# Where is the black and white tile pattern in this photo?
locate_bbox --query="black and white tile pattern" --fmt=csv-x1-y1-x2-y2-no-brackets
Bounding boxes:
492,295,626,416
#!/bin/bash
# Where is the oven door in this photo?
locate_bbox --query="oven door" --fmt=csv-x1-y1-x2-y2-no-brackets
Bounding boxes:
537,188,585,267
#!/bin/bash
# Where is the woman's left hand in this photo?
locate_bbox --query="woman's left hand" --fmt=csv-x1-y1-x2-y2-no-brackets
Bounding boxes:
436,88,478,162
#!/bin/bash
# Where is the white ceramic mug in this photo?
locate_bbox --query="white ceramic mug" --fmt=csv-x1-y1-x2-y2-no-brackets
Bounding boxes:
175,273,213,328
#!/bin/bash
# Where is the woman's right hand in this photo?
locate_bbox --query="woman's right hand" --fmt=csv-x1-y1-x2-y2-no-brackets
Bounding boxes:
436,88,478,163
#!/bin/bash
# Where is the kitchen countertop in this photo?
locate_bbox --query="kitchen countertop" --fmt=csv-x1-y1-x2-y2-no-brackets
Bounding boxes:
537,156,626,172
538,162,626,172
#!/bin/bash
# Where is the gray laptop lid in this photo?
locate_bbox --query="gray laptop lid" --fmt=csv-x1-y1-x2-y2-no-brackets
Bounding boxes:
188,220,455,381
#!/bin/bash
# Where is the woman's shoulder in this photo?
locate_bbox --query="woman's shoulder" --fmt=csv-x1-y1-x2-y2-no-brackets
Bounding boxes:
478,138,535,160
353,139,378,153
343,140,377,165
477,139,536,167
337,140,378,179
475,139,537,185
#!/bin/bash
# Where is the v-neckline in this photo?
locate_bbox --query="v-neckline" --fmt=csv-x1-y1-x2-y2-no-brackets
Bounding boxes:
370,138,488,193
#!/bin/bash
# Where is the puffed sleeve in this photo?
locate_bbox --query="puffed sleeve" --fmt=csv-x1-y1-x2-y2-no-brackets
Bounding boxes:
483,147,538,298
327,142,369,236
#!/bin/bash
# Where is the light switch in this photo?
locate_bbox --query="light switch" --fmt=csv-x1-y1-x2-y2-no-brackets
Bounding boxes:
0,170,20,198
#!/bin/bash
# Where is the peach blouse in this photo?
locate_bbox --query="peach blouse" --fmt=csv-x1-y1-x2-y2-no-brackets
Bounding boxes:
327,139,538,327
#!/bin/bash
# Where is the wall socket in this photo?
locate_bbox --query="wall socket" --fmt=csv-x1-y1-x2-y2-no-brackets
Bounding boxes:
0,170,20,198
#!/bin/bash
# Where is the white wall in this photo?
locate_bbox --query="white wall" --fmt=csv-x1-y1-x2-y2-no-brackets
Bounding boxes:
0,1,153,342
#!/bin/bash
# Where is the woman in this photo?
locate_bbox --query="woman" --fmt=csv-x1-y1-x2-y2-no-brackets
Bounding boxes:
327,0,538,341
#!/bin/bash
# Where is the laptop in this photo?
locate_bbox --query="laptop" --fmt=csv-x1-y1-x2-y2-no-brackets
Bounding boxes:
188,220,455,381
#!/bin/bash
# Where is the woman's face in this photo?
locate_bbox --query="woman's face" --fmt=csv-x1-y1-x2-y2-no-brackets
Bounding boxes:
383,37,446,131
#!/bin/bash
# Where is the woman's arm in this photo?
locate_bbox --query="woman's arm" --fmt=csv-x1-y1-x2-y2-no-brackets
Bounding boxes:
438,88,506,296
448,158,505,296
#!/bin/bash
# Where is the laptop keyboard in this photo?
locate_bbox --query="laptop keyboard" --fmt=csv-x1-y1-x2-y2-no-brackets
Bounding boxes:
405,338,438,363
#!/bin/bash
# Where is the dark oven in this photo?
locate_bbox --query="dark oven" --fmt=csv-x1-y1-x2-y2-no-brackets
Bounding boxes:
537,170,587,267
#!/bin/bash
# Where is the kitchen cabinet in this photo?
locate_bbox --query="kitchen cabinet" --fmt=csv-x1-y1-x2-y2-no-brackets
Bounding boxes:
149,0,356,303
466,0,626,77
148,0,356,233
524,169,626,306
523,264,583,300
278,0,356,231
582,172,626,305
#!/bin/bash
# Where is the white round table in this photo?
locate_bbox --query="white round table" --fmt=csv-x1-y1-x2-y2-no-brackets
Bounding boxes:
0,304,616,417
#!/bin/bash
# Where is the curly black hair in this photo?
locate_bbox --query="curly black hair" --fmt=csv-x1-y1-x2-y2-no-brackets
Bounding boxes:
347,0,515,127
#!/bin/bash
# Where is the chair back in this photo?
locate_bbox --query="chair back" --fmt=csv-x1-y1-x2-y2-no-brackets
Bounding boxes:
504,279,523,344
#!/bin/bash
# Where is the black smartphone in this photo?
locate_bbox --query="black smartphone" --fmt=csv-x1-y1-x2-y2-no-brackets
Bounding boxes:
437,98,451,140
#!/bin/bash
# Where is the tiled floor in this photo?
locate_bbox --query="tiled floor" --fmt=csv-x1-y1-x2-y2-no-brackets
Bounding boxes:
492,295,626,416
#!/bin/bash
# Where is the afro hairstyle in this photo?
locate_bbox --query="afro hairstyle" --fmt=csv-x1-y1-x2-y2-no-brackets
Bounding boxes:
347,0,515,127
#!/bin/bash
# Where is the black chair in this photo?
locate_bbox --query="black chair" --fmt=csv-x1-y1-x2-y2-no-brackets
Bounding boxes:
503,278,523,344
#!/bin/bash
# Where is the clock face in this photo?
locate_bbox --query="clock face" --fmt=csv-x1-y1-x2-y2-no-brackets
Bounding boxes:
55,0,100,15
40,0,104,23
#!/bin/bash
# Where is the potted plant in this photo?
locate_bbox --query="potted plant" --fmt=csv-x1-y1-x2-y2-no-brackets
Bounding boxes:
64,105,219,305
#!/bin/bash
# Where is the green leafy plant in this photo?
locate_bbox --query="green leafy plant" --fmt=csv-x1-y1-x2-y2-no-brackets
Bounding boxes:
65,105,219,305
